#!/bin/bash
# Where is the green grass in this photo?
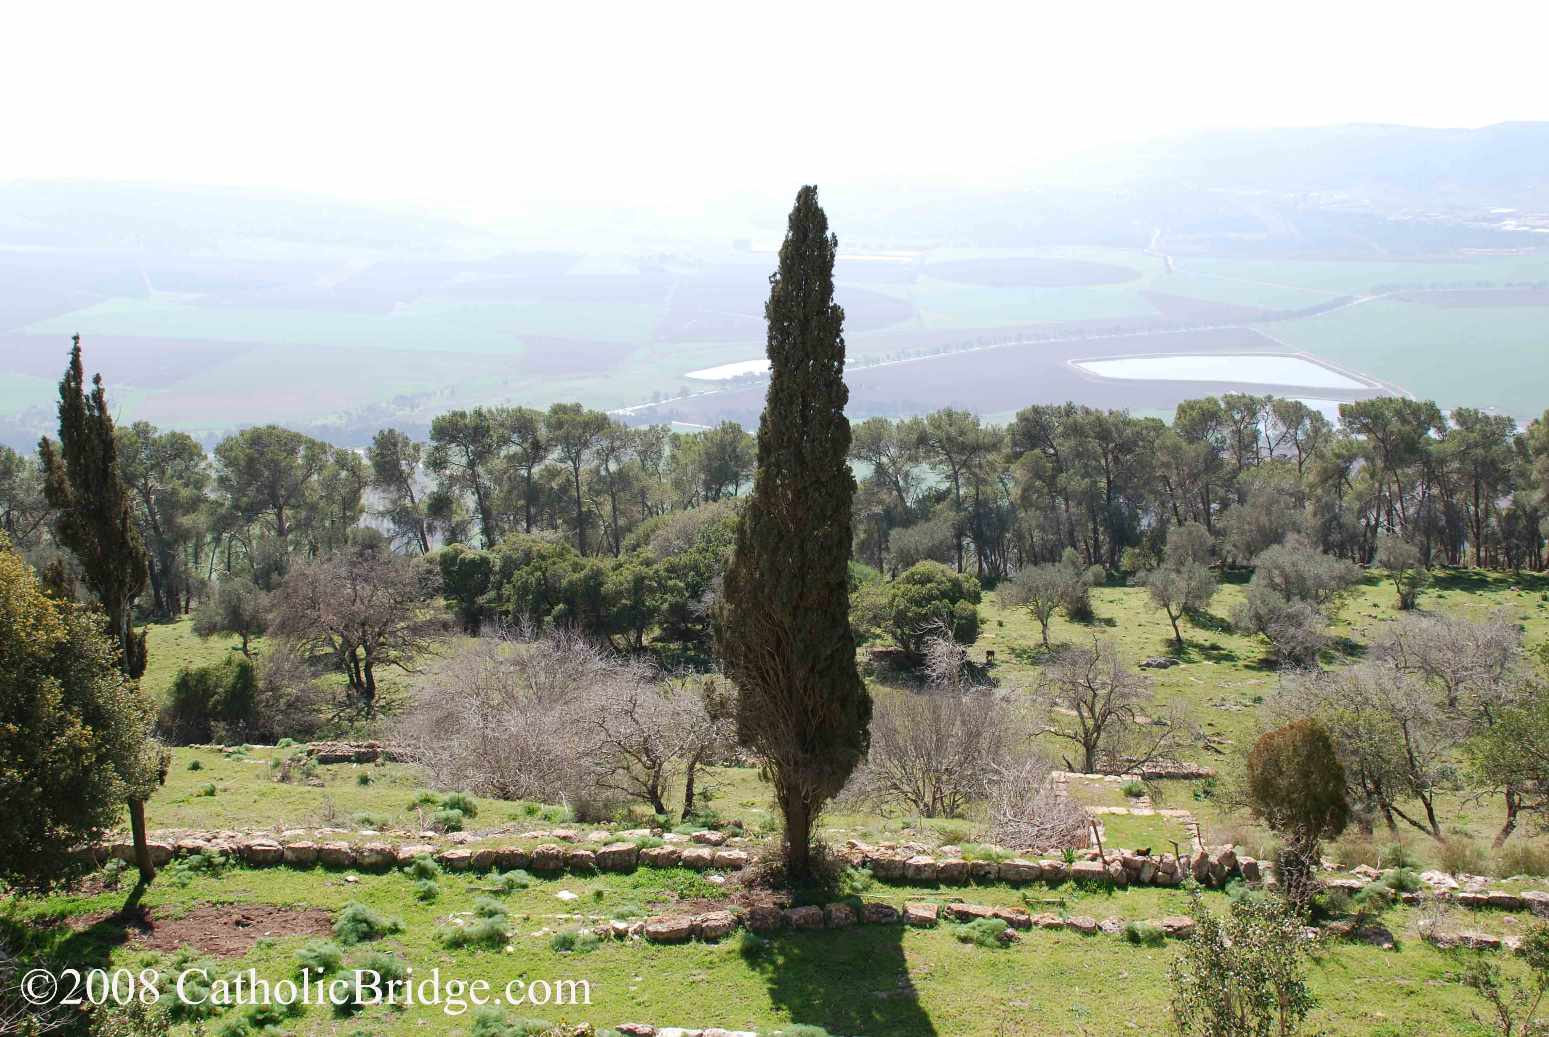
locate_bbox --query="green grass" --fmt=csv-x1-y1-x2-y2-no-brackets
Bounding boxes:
22,570,1549,1034
141,618,250,705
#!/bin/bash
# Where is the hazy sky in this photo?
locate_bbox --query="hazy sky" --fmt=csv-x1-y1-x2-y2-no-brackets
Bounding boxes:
8,0,1548,225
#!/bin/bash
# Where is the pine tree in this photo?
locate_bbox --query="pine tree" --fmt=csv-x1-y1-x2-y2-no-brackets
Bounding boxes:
38,336,159,882
717,187,871,880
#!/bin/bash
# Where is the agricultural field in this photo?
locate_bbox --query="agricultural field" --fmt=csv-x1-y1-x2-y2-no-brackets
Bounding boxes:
10,571,1549,1035
7,229,1549,448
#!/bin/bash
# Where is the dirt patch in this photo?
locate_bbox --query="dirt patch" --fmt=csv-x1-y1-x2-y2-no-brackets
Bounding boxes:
68,904,333,957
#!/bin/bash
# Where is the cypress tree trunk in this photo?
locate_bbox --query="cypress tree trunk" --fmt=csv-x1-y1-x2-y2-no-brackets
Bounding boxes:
717,187,871,882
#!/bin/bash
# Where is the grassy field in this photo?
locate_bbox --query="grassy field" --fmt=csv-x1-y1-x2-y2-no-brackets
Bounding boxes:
20,570,1543,1034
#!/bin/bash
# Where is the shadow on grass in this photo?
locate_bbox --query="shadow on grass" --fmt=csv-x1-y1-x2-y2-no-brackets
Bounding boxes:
1165,639,1239,665
0,881,150,991
744,923,938,1037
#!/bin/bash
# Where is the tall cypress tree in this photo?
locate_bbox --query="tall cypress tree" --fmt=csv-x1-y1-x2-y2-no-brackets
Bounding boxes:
718,186,870,880
39,336,159,881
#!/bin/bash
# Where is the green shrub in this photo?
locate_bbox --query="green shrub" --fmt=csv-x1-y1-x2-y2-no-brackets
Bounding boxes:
441,792,479,818
738,930,772,961
356,771,371,786
1352,883,1395,912
415,879,440,902
959,844,1011,863
432,808,466,833
1438,836,1489,877
294,940,343,977
404,855,442,881
837,866,875,896
408,791,440,809
1380,841,1420,870
466,1008,555,1037
333,902,404,945
473,895,508,919
157,657,259,745
493,869,533,893
187,759,203,771
1497,841,1549,878
633,835,665,849
352,812,389,830
1384,867,1423,893
955,916,1010,948
197,783,217,797
549,928,601,954
1121,780,1146,799
439,914,508,949
276,737,297,749
1123,920,1165,947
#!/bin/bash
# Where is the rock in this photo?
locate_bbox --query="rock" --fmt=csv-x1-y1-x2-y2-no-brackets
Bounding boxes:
643,916,695,944
1191,850,1212,883
494,847,530,870
565,848,597,871
679,847,715,871
175,838,211,857
640,845,682,868
1157,916,1197,938
555,890,579,902
1099,916,1125,935
550,829,579,842
691,830,728,847
241,840,283,866
1138,860,1157,884
1455,891,1491,910
861,902,900,925
356,842,395,871
1039,860,1070,883
1240,858,1261,883
1106,861,1128,887
437,848,473,872
903,902,939,927
745,906,784,933
712,849,750,871
904,856,939,882
1421,869,1460,891
1324,878,1366,893
870,854,909,881
470,848,501,872
694,910,738,940
1429,930,1502,951
968,860,999,882
282,842,318,866
1065,915,1099,935
596,842,640,872
946,903,996,922
784,905,825,929
1139,656,1179,669
1488,891,1526,911
824,903,857,928
1215,848,1238,876
616,1025,657,1036
1032,913,1065,929
994,907,1032,930
1350,924,1396,949
935,859,970,884
1351,864,1382,880
1070,860,1108,884
530,844,565,871
318,842,355,868
395,844,435,866
997,858,1041,883
1522,891,1549,918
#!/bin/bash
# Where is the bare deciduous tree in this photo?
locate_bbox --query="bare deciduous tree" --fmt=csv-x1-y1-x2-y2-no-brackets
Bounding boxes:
268,539,441,717
1040,638,1188,773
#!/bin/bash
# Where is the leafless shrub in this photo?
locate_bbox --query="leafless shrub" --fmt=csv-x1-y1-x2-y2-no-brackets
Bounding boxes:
845,637,1027,818
398,626,733,818
987,756,1091,852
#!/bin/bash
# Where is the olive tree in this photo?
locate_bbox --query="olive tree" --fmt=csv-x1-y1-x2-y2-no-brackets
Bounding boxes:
1040,638,1189,773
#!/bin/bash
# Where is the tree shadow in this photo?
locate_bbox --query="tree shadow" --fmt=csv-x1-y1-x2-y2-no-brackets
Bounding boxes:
1165,639,1239,664
1008,642,1058,666
0,880,150,994
1184,608,1233,634
745,921,939,1036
